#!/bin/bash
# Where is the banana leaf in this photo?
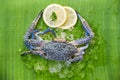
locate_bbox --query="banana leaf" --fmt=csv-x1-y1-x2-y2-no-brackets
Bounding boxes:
0,0,120,80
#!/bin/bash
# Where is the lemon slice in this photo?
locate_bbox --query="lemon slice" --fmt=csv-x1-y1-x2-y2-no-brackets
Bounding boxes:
60,6,77,29
43,4,67,28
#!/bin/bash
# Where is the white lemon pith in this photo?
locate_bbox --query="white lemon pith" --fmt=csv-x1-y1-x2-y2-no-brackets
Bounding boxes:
43,4,67,28
60,6,77,29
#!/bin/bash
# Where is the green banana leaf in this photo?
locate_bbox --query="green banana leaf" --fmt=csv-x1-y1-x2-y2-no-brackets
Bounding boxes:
0,0,120,80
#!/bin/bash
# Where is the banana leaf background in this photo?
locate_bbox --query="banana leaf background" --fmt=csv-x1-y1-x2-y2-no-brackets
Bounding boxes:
0,0,120,80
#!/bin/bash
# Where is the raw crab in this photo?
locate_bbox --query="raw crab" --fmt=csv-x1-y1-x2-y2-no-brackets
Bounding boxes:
21,10,94,63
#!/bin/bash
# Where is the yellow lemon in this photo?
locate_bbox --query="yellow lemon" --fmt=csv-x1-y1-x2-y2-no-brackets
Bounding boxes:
60,6,77,29
43,4,67,28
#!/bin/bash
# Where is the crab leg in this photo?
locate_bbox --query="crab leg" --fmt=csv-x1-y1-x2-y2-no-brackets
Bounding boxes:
29,27,56,41
25,28,56,50
25,30,48,50
31,30,39,39
69,44,88,62
79,44,89,51
21,50,45,57
25,28,55,50
35,31,44,40
77,13,94,38
24,10,43,41
70,13,94,46
70,37,91,46
29,28,56,42
69,53,83,62
43,28,56,37
24,10,44,50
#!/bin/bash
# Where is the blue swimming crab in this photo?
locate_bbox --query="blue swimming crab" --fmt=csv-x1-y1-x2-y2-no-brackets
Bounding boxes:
21,10,94,63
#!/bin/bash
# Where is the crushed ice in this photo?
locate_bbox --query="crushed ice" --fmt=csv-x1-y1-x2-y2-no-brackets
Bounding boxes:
49,62,62,73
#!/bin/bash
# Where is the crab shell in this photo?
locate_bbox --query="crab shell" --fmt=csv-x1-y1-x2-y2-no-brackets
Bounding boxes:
41,40,78,61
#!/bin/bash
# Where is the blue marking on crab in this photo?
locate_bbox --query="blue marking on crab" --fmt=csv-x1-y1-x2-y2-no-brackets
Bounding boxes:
31,30,39,39
24,41,31,50
25,28,56,50
21,10,94,63
77,13,94,38
42,28,56,37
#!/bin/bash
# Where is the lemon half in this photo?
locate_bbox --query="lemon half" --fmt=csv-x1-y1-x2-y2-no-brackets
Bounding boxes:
60,6,77,29
43,4,67,28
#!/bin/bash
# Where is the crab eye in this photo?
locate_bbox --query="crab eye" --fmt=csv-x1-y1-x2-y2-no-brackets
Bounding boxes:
71,55,75,59
44,53,47,56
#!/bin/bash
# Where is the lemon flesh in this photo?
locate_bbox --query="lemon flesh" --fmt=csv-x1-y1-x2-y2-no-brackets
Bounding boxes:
60,6,77,29
43,4,67,28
